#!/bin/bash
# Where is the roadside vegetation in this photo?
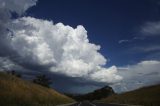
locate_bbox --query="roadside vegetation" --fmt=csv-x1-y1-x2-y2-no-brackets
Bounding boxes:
0,71,74,106
33,74,52,88
66,86,114,101
100,84,160,106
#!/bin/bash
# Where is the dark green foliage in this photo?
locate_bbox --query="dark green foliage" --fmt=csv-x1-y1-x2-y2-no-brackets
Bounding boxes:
33,74,52,88
66,86,115,101
6,70,22,78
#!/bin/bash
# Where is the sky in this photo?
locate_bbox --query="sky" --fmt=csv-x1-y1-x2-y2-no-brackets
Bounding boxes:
0,0,160,93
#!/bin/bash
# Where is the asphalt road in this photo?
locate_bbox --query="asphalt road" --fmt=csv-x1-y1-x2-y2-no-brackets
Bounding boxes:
67,101,128,106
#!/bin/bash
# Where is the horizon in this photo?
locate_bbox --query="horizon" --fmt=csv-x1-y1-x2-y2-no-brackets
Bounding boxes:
0,0,160,94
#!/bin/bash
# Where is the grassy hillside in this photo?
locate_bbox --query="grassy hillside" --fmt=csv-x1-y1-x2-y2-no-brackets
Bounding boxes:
0,72,74,106
100,84,160,106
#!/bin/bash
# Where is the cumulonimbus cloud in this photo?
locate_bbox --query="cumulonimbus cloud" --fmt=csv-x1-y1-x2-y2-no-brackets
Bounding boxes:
1,0,159,92
0,0,122,84
9,17,122,83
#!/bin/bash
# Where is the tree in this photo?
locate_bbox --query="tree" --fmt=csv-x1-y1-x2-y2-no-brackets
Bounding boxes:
7,70,22,78
33,74,52,88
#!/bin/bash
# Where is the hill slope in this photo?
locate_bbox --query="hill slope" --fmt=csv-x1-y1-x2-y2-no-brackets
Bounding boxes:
66,86,114,101
0,72,74,106
100,84,160,106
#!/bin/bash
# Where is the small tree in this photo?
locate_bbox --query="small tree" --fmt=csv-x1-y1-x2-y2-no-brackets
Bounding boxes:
33,74,52,88
7,70,22,78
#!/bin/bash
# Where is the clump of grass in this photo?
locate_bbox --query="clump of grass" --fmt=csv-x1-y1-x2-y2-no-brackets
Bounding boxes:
0,72,74,106
100,84,160,106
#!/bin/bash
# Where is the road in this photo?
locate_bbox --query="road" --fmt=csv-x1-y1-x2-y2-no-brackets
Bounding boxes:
66,101,128,106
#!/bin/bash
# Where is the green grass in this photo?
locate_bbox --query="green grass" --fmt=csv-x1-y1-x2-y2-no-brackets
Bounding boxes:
0,72,74,106
100,84,160,106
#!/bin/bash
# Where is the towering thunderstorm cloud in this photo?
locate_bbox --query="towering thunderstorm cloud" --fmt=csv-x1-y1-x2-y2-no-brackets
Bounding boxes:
0,0,122,83
1,0,160,92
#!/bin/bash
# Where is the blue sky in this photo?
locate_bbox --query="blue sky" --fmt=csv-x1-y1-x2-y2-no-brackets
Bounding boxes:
26,0,160,66
0,0,160,93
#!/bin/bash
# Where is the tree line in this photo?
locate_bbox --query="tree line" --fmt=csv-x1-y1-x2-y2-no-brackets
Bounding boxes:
6,70,52,88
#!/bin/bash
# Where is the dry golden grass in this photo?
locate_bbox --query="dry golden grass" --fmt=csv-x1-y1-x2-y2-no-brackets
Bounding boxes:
100,84,160,106
0,72,74,106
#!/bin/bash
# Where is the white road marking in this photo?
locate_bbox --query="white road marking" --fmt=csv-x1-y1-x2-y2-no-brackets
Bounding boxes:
56,102,77,106
89,102,96,106
108,103,142,106
77,102,81,106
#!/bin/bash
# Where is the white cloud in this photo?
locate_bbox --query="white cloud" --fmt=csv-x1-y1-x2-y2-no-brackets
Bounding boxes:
0,0,37,57
7,17,122,83
132,45,160,53
0,0,122,84
90,66,122,83
141,21,160,36
118,39,130,44
0,57,15,71
118,37,144,44
112,60,160,92
0,57,26,72
0,0,37,15
0,0,37,32
1,0,159,93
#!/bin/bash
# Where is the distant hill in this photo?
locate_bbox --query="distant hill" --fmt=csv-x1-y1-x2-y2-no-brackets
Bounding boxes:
66,86,115,101
100,84,160,106
0,72,74,106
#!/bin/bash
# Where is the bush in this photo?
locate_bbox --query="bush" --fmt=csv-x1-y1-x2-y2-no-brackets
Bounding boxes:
33,74,52,88
6,70,22,78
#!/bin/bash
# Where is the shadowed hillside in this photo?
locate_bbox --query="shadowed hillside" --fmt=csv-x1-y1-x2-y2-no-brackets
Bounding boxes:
66,86,115,101
100,84,160,106
0,72,74,106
